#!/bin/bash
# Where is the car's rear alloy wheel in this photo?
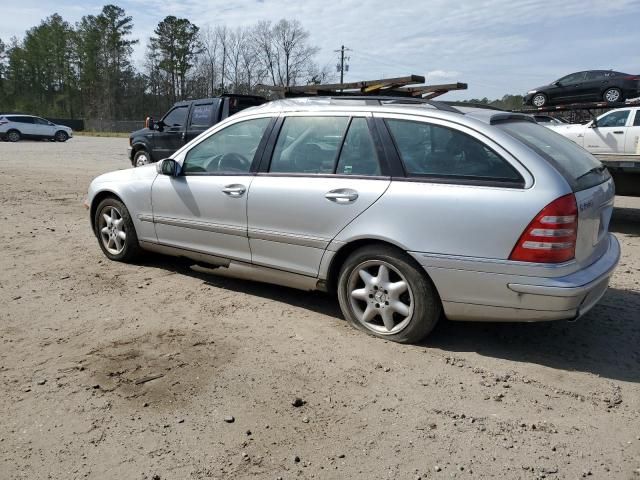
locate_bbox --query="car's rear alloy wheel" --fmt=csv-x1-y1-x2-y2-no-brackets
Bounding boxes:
337,246,441,343
94,198,141,262
532,93,547,107
134,150,151,167
7,130,20,142
55,130,69,142
603,88,622,103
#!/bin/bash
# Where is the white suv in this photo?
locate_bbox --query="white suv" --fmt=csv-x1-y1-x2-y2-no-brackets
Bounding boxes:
0,114,73,142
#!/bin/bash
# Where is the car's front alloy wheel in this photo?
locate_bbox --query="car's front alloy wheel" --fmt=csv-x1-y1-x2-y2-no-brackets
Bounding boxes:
94,197,141,262
55,130,69,142
337,245,441,343
134,150,151,167
532,93,547,107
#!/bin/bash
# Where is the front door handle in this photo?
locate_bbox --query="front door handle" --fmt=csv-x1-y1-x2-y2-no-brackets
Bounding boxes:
613,131,624,135
222,184,246,197
325,188,358,203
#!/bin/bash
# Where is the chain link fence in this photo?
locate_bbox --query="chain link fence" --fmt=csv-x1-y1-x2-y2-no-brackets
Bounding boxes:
84,119,144,133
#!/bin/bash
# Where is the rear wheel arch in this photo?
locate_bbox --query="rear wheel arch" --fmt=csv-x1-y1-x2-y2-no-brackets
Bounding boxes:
326,239,432,293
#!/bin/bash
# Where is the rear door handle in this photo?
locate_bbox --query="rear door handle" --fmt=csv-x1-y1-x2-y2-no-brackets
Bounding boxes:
613,131,624,134
325,188,358,203
222,184,246,197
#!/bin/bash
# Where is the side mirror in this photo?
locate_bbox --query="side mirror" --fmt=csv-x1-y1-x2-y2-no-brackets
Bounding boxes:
554,81,562,87
156,158,180,176
589,120,598,128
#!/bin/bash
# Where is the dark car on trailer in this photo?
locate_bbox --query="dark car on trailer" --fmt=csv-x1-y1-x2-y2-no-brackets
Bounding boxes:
129,94,265,167
524,70,640,108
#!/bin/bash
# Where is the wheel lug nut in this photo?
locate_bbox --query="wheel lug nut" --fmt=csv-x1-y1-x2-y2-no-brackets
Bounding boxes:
374,286,378,290
384,290,388,294
368,294,373,298
375,303,380,308
385,301,389,305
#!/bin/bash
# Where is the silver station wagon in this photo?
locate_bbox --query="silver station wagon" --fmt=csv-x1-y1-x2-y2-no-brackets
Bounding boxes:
86,98,620,343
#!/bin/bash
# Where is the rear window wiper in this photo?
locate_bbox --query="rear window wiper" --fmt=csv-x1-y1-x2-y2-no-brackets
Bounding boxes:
575,165,606,181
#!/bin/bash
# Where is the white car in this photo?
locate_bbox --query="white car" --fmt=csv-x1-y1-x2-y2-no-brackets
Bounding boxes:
549,107,640,155
0,114,73,142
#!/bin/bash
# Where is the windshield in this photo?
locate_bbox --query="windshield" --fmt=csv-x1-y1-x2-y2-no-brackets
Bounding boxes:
496,121,610,191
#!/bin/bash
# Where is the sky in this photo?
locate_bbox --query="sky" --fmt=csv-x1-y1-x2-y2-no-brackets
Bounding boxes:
2,0,639,100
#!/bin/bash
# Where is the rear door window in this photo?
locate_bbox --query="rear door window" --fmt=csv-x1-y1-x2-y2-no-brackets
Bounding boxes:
385,119,522,184
8,116,34,124
189,103,214,128
335,118,381,176
269,116,349,174
634,111,640,127
497,121,610,191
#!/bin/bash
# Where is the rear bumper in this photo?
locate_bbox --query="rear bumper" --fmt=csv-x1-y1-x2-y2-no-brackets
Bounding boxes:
410,234,620,322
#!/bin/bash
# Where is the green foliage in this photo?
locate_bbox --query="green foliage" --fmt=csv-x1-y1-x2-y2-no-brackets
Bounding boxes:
150,16,202,103
459,94,525,110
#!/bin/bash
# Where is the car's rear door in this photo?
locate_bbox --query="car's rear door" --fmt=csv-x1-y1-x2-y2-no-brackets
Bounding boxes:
247,113,390,276
150,115,273,262
185,99,220,143
11,116,36,136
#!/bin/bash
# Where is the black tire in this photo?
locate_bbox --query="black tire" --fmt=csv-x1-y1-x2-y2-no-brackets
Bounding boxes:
7,130,21,142
531,93,547,108
54,130,69,142
133,149,151,167
93,197,142,263
603,87,623,103
337,245,442,344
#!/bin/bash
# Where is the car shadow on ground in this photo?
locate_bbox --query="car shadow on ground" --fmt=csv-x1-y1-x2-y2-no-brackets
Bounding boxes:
610,205,640,236
424,286,640,384
138,255,639,384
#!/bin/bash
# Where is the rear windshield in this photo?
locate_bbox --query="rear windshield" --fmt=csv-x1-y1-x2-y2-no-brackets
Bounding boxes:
496,121,610,191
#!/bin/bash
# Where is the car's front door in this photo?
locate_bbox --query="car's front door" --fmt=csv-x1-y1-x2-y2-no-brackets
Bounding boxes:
33,117,56,138
154,104,189,159
150,116,273,261
552,72,587,103
583,109,630,154
247,114,390,276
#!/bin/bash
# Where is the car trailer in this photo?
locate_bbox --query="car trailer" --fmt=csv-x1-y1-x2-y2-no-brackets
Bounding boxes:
259,75,468,99
519,99,640,196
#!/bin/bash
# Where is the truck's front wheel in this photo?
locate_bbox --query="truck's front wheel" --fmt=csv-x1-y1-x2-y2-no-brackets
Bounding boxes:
133,149,151,167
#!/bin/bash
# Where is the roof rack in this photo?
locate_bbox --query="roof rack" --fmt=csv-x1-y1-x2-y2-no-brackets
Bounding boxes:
258,75,468,99
324,96,462,113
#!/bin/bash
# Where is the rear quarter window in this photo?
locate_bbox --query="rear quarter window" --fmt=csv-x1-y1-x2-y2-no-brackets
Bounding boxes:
497,121,610,191
385,119,523,185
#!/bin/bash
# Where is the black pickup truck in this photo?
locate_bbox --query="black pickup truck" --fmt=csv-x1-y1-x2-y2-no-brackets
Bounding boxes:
128,94,265,167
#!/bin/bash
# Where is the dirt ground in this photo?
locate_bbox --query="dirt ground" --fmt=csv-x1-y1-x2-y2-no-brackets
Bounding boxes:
1,136,639,480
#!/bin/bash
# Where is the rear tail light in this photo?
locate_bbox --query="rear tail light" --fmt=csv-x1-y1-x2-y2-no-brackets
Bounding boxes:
0,119,8,125
624,75,640,80
509,194,578,263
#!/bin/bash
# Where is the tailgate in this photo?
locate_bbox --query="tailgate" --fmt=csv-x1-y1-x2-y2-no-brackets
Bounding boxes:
573,178,615,267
